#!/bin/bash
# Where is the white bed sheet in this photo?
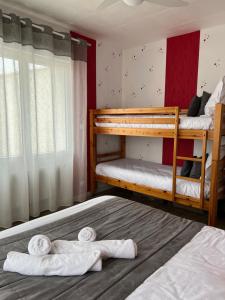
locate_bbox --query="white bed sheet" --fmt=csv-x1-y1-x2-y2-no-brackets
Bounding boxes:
127,226,225,300
0,195,115,240
96,158,210,199
95,114,213,130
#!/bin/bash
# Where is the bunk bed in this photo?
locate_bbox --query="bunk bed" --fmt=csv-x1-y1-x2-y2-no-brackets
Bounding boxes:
90,104,225,226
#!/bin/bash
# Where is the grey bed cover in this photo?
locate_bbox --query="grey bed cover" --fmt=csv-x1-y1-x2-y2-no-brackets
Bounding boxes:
0,197,203,300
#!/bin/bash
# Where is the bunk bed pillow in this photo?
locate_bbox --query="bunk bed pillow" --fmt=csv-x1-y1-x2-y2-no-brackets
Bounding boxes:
204,77,225,116
187,96,201,116
197,91,211,116
190,154,209,179
180,161,193,177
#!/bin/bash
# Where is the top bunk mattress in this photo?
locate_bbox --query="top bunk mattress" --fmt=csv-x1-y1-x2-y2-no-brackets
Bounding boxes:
96,158,210,199
95,115,213,130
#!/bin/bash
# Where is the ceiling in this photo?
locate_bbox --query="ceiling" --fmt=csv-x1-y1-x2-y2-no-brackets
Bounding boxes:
1,0,225,48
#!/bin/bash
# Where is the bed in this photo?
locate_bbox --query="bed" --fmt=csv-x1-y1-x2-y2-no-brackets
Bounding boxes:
96,158,211,199
0,196,204,300
90,104,225,226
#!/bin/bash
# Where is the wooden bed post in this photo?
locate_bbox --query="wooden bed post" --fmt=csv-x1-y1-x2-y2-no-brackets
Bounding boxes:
90,110,96,194
208,104,224,226
172,107,179,201
120,136,126,158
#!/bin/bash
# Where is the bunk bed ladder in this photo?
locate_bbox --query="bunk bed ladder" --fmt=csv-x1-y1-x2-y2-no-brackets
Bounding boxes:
172,107,179,201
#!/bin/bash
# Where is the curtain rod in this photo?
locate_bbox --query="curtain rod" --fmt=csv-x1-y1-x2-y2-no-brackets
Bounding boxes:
2,13,92,47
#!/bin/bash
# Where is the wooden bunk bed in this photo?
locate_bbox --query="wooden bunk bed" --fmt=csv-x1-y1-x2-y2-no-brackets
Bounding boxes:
89,104,225,226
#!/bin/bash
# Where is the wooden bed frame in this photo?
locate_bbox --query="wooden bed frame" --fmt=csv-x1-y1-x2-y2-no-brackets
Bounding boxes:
90,104,225,226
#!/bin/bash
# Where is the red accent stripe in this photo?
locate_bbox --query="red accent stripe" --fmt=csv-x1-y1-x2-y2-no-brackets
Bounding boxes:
70,31,96,190
163,31,200,165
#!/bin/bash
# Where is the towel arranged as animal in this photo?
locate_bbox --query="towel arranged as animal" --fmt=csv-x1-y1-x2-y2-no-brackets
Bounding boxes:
3,227,138,276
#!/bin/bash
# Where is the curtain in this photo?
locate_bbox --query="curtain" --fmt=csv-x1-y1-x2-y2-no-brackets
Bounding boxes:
73,43,87,202
0,11,87,228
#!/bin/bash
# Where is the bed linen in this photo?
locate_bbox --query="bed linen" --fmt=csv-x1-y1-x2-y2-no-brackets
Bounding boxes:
96,158,210,198
95,114,213,130
127,226,225,300
0,196,203,300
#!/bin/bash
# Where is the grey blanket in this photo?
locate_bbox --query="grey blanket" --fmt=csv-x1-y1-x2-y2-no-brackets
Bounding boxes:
0,197,204,300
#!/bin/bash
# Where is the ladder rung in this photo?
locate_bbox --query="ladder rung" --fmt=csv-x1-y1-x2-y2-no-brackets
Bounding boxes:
176,156,202,162
176,175,201,183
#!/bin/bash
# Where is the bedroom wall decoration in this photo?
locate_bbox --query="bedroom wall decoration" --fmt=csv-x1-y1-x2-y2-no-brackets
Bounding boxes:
122,39,166,163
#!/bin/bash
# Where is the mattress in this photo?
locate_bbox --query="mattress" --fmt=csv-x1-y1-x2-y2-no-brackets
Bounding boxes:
95,114,213,130
96,158,210,199
127,226,225,300
0,196,203,300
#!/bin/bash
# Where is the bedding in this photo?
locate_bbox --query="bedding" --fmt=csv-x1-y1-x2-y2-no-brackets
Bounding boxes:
0,196,203,300
96,158,210,198
127,226,225,300
95,114,213,130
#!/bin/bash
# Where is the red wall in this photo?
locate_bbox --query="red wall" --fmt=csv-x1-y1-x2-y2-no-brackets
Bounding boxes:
70,31,96,189
163,31,200,165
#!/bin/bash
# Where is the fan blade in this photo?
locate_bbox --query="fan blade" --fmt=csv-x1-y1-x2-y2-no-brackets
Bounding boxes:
98,0,120,9
146,0,188,7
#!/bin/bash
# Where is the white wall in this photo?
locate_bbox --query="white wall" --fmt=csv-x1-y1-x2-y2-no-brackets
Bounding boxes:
121,39,166,163
194,24,225,156
96,39,123,155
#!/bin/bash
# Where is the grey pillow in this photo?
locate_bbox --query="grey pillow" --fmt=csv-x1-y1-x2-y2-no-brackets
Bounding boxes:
189,154,209,179
189,161,202,179
198,91,211,116
187,96,201,117
180,160,193,177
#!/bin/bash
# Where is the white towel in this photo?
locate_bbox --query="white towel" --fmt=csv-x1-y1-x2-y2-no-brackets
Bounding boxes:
3,250,102,276
51,239,137,259
78,227,97,242
28,235,51,256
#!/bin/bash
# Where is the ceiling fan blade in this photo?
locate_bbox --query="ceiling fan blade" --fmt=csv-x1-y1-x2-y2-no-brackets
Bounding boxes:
146,0,188,7
98,0,120,9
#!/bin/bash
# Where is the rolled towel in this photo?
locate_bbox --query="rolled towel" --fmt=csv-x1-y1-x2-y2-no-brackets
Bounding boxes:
51,239,137,259
78,227,97,242
3,250,102,276
28,235,51,256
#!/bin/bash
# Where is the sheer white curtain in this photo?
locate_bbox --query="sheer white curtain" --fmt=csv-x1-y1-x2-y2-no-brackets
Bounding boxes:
73,54,87,202
0,39,74,228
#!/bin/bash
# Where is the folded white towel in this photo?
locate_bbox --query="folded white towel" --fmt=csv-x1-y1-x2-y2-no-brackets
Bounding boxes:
78,227,97,242
51,239,137,259
3,250,102,276
28,235,51,256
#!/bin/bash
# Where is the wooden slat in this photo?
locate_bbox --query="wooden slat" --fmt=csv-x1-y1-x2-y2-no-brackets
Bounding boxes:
97,151,121,158
176,175,201,183
95,117,176,124
176,156,202,162
96,175,208,210
93,107,179,115
94,127,176,138
178,130,210,140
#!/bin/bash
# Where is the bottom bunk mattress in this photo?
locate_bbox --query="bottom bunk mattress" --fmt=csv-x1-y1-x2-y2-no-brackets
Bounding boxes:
0,196,203,300
96,158,210,199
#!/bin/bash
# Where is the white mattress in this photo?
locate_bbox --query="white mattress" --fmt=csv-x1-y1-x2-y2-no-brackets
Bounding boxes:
127,226,225,300
96,158,210,199
95,114,213,130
